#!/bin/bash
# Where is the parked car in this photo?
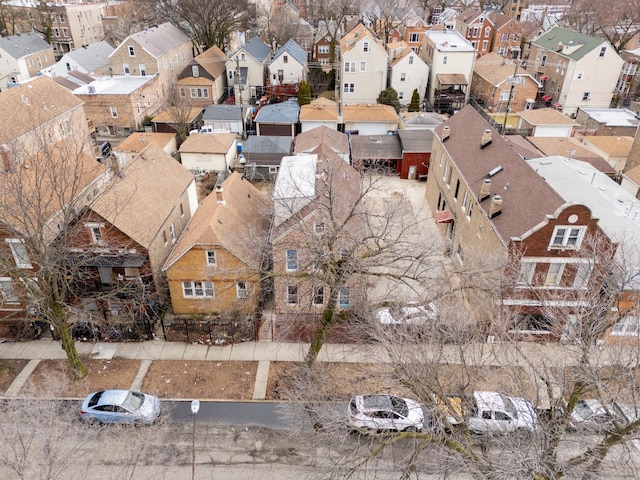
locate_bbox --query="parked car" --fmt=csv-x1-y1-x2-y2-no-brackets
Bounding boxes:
569,399,640,432
375,302,438,325
348,394,425,432
80,389,161,425
436,391,538,434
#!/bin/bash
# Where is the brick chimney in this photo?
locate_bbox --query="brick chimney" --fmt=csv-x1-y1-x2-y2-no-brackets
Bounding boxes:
215,185,225,204
489,194,503,218
0,145,13,173
442,125,451,142
480,129,492,149
479,178,491,201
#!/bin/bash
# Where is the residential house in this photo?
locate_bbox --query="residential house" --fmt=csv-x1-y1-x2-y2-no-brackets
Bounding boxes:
74,74,163,138
425,105,612,341
519,4,569,31
402,12,429,55
388,41,430,106
350,134,402,172
526,26,624,116
621,164,640,199
45,41,114,79
226,37,272,102
397,129,434,180
202,105,244,134
294,18,315,61
517,108,577,137
254,100,300,137
400,111,444,130
176,45,229,106
109,23,193,98
487,12,522,58
270,153,365,336
616,48,640,107
313,20,341,70
343,103,400,135
299,98,339,132
525,137,615,176
574,108,639,137
268,39,308,86
163,172,272,316
436,8,460,30
455,9,494,57
113,132,178,171
240,135,292,181
294,126,350,163
339,23,389,105
0,32,56,90
581,136,634,175
66,143,197,324
178,133,237,173
472,53,541,113
421,29,476,112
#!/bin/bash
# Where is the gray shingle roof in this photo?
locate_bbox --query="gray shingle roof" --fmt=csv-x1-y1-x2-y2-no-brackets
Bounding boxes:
125,23,190,59
0,32,51,59
63,41,114,72
202,104,243,121
243,135,292,154
241,37,271,63
270,39,307,66
254,100,300,124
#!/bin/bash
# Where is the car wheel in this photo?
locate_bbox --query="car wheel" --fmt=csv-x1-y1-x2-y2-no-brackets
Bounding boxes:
87,418,100,426
404,426,418,433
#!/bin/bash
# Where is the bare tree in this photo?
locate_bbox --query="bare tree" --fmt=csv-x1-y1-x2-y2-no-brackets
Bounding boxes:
256,2,300,49
162,83,197,146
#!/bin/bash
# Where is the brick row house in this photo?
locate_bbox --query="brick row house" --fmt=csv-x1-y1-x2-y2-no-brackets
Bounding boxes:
425,105,614,341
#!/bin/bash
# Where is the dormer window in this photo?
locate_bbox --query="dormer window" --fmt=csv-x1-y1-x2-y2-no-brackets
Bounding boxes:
86,223,105,245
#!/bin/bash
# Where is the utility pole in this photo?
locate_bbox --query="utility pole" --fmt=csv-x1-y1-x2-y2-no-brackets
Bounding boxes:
235,56,247,139
502,59,523,134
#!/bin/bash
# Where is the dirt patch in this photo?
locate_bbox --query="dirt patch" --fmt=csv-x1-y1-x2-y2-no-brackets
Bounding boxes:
20,358,141,398
0,359,29,393
141,360,258,400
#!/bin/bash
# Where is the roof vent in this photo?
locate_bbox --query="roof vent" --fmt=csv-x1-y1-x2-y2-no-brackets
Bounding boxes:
442,125,451,142
481,129,492,149
489,195,503,218
488,165,503,177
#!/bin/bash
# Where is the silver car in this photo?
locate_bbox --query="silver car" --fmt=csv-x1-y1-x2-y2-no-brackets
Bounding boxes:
80,390,161,425
348,394,425,432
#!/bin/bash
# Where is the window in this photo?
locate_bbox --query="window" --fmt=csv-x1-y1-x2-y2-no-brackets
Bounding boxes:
286,249,298,271
498,46,506,56
180,87,186,98
123,63,130,74
462,192,468,211
573,262,592,288
359,61,366,71
501,33,509,42
540,55,547,67
59,14,65,22
62,28,68,37
163,231,167,244
456,244,464,263
87,224,104,244
110,106,118,118
180,203,184,217
240,53,245,61
7,239,32,269
313,286,324,305
343,83,355,93
318,45,329,54
400,73,406,82
206,250,216,265
169,223,176,242
192,65,199,77
545,263,564,286
467,202,474,220
473,27,479,38
453,179,460,200
363,41,369,52
338,287,350,308
513,33,519,42
0,278,19,303
140,64,146,76
136,103,141,114
518,262,536,284
190,88,196,98
445,165,453,186
408,55,414,65
511,313,552,333
236,281,247,299
484,27,490,37
182,281,214,298
577,72,583,80
344,61,356,72
128,45,135,57
287,285,298,304
398,91,404,100
550,226,584,248
409,33,420,42
599,46,606,57
482,40,488,51
443,56,448,65
612,316,640,336
314,222,325,235
499,89,512,101
582,91,590,101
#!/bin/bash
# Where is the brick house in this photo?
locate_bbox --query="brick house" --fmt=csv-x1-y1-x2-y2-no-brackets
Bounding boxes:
270,153,366,338
454,9,494,57
177,45,229,106
163,172,272,316
109,23,193,100
425,105,613,341
487,12,522,58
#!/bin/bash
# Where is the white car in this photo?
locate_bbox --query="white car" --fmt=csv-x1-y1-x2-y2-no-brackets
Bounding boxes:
375,302,438,325
348,394,425,432
569,399,640,431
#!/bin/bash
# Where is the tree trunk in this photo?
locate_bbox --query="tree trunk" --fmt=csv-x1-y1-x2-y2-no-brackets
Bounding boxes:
57,319,87,380
305,287,340,366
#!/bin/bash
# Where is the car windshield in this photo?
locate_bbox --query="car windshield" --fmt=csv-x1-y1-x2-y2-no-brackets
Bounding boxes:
390,396,409,417
122,391,145,412
501,395,518,419
573,401,595,421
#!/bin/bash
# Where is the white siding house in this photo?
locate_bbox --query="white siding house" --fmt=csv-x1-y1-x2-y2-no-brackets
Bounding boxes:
388,42,429,106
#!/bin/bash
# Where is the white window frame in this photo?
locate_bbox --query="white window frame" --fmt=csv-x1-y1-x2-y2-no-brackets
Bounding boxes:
338,287,350,309
123,63,130,75
573,262,592,288
344,61,356,73
206,250,217,265
400,73,406,82
313,285,324,305
549,226,585,249
169,223,176,243
128,45,135,57
599,46,606,57
540,55,547,67
359,61,366,72
582,91,590,101
6,239,32,269
343,83,355,93
611,316,640,336
363,41,369,52
544,262,564,286
236,281,247,299
409,33,420,43
314,222,325,235
110,106,118,118
0,277,19,303
517,261,536,285
86,223,105,245
286,249,298,271
182,281,214,298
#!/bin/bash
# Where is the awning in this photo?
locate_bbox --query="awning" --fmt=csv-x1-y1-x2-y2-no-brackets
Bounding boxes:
436,73,468,86
435,210,453,224
541,94,552,102
540,75,549,81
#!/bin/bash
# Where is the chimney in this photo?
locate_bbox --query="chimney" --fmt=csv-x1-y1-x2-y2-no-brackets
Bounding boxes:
442,125,451,142
489,194,503,218
0,145,14,173
215,185,225,204
480,129,492,149
479,178,491,201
